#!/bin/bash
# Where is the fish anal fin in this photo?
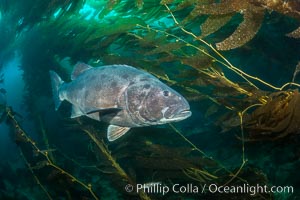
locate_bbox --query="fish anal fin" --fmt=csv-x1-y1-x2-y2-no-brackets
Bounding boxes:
71,62,92,80
107,125,130,141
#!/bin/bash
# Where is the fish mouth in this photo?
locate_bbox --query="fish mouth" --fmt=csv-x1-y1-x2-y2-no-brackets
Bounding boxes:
171,109,192,120
160,109,192,123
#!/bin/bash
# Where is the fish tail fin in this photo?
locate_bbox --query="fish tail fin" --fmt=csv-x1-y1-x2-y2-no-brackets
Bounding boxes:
49,70,64,110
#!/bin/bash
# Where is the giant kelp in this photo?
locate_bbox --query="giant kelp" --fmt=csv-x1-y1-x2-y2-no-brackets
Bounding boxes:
0,0,88,70
244,89,300,141
3,106,272,199
0,0,300,199
162,0,300,50
0,0,84,32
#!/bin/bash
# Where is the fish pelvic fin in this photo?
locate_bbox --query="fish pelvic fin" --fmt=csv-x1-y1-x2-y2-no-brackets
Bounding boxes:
49,70,64,110
107,125,130,142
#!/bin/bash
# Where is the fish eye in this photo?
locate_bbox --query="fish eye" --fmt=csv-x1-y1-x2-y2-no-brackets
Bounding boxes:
163,90,170,97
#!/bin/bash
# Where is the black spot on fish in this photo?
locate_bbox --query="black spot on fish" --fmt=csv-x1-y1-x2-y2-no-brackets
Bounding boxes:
84,90,90,99
140,78,149,82
122,74,129,79
111,81,117,87
76,81,85,89
143,84,150,89
100,74,107,79
88,74,98,82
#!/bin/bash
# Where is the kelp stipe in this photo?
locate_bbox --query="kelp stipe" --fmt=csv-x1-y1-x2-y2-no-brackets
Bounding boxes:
1,0,300,199
4,107,99,200
77,120,151,200
158,3,300,141
4,106,273,199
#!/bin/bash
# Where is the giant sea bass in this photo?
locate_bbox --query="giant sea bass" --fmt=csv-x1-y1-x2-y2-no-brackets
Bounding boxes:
50,63,191,141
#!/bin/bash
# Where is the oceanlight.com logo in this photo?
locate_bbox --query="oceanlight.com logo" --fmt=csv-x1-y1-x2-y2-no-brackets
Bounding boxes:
208,184,294,196
124,183,294,196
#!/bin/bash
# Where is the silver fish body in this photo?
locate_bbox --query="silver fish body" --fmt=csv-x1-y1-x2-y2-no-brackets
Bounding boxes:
50,62,191,141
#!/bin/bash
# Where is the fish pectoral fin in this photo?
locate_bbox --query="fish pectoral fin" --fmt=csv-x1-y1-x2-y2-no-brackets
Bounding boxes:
86,108,121,121
71,106,84,118
86,107,122,119
107,125,130,142
87,112,100,121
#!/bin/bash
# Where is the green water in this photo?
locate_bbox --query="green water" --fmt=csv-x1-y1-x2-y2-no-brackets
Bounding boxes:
0,1,300,199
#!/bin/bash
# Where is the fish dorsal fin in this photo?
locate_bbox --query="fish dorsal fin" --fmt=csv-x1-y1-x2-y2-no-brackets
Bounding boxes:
107,125,130,141
71,62,92,80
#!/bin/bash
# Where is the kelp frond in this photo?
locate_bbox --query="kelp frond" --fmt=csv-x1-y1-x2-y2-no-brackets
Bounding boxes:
183,167,218,183
287,26,300,38
5,107,99,200
244,89,300,141
216,6,265,50
199,14,233,38
78,122,151,200
163,0,300,50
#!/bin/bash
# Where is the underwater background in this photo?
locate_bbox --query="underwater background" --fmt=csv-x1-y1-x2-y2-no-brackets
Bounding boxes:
0,0,300,199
